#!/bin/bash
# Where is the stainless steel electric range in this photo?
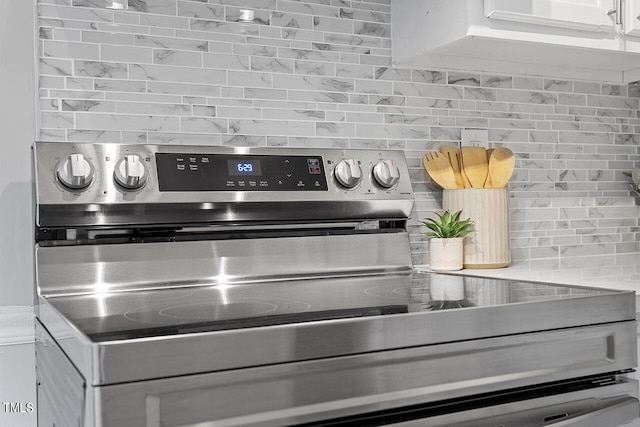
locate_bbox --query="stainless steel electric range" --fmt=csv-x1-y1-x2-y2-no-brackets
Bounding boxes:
33,141,639,427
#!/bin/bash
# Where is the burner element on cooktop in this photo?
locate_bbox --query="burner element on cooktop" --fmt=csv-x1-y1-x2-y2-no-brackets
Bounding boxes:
124,298,312,326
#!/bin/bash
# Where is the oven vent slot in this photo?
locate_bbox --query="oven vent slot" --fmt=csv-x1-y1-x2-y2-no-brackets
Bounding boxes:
36,220,407,246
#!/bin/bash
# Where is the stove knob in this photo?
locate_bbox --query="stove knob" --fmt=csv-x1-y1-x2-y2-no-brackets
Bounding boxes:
56,153,95,190
114,155,148,190
373,159,400,188
334,159,362,189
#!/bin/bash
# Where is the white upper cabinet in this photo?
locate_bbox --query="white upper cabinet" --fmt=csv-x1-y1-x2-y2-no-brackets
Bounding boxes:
391,0,640,83
485,0,613,32
625,0,640,36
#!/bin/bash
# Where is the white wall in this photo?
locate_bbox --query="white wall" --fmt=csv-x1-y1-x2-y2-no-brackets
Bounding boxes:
0,2,38,425
0,1,36,315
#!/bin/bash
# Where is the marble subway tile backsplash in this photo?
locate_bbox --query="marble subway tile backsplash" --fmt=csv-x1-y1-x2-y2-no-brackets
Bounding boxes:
37,0,640,264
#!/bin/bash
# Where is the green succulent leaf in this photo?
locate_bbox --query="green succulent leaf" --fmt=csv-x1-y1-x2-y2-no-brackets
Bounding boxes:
420,209,474,239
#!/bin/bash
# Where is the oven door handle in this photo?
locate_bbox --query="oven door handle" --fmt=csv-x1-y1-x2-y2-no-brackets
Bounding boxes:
543,396,639,427
385,396,640,427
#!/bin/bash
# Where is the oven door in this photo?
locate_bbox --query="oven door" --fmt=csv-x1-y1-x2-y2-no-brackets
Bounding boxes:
37,318,639,427
88,321,638,427
100,375,639,427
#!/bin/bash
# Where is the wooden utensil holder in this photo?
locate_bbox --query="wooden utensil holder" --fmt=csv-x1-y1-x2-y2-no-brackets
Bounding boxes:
443,188,510,269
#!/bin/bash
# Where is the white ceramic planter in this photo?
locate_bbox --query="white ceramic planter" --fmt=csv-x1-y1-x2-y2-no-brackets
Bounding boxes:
428,237,463,271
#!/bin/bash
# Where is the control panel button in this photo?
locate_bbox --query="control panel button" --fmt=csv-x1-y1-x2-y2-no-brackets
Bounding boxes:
373,159,400,188
114,154,148,190
334,159,362,189
56,154,95,190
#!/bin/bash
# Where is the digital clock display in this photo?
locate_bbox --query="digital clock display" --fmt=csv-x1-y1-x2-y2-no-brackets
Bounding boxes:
227,159,262,176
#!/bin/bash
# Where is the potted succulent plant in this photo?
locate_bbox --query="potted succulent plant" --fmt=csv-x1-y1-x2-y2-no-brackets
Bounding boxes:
421,210,474,271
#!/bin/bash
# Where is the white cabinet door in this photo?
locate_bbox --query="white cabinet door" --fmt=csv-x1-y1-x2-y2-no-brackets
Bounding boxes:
625,0,640,36
485,0,614,32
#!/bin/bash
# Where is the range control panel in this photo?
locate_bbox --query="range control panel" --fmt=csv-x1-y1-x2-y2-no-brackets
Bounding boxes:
156,153,328,192
34,142,415,227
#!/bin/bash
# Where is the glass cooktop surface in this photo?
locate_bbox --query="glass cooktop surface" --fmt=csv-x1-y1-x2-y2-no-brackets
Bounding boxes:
43,272,619,342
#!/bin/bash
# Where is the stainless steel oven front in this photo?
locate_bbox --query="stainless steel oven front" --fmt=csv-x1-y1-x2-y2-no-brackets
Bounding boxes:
33,141,639,427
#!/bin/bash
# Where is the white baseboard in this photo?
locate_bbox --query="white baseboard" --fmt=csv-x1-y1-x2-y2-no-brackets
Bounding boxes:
0,306,34,345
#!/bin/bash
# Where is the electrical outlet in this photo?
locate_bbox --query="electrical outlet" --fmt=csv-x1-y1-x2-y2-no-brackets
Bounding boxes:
461,129,489,148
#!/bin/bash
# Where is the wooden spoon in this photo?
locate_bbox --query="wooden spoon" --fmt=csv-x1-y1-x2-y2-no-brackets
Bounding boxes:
488,147,515,189
440,146,464,189
460,162,472,188
484,148,494,188
460,147,488,189
422,152,457,190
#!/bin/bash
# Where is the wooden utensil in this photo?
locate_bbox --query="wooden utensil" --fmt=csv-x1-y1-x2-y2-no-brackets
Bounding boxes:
460,162,472,188
422,152,457,190
484,148,494,188
440,146,464,189
488,147,515,189
460,147,488,188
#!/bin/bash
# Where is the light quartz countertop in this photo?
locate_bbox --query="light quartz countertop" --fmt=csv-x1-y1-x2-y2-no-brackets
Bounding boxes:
415,253,640,305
